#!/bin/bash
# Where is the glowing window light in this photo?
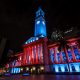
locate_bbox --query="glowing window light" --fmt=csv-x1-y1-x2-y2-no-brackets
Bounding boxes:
25,42,27,44
11,68,13,73
36,37,38,40
18,68,20,73
74,63,80,72
13,68,16,73
26,67,29,71
40,66,44,70
32,67,36,70
20,56,21,60
55,65,59,72
16,68,18,73
37,21,40,24
60,65,65,72
40,35,44,37
75,66,79,72
31,69,32,73
31,40,32,42
21,68,23,71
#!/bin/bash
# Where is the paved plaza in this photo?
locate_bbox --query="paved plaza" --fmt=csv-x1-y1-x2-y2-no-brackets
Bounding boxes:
0,74,80,80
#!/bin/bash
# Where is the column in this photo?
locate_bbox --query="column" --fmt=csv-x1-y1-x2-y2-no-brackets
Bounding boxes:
28,47,31,64
43,38,50,72
27,47,30,64
29,47,32,64
30,46,33,64
60,51,63,63
36,45,38,64
54,47,58,63
32,46,34,64
40,44,43,63
26,48,28,64
23,48,27,65
70,46,76,62
64,47,69,62
33,46,36,64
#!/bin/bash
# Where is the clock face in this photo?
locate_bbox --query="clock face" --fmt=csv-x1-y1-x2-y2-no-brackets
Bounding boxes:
37,21,45,25
42,21,45,25
37,21,40,24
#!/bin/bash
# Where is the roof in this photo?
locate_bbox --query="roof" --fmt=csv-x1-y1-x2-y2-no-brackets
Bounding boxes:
25,37,39,44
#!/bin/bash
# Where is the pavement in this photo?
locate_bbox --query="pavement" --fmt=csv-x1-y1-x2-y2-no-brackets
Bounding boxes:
0,74,80,80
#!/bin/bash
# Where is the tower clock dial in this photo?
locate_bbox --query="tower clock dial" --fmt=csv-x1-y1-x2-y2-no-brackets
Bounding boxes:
37,21,40,24
42,21,45,25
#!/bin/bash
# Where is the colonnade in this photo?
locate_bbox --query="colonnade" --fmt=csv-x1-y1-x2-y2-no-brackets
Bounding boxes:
23,44,43,65
50,45,80,63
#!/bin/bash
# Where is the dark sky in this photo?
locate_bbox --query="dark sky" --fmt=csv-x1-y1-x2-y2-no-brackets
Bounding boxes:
0,0,80,52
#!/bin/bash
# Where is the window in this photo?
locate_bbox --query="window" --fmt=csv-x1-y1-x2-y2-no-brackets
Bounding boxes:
50,48,54,63
67,49,73,62
73,46,80,60
62,52,67,62
71,65,76,72
57,53,60,62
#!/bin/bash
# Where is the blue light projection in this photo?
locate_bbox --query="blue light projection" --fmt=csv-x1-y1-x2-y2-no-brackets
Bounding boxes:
50,46,80,73
51,63,80,73
51,64,69,72
56,49,60,62
67,49,73,61
36,7,44,18
25,37,39,44
50,48,54,63
55,65,59,72
11,68,20,74
74,47,80,60
62,52,66,62
34,7,47,37
22,73,30,76
50,60,80,73
69,63,80,72
60,64,65,72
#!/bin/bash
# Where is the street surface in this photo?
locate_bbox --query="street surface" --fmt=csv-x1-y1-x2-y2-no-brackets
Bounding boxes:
0,74,80,80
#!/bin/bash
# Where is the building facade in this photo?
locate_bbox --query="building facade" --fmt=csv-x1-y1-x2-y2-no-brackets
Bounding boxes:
48,38,80,73
4,7,80,74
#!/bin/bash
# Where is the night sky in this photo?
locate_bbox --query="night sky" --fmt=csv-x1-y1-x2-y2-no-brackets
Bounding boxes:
0,0,80,52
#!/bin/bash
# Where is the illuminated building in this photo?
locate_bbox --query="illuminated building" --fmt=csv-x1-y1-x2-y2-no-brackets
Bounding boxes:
48,38,80,73
5,7,80,74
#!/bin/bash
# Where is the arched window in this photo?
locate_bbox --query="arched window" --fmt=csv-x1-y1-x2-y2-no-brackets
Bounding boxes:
58,66,61,72
71,65,76,72
74,46,80,60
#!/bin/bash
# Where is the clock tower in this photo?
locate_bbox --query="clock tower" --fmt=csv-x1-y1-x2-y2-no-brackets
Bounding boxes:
34,7,47,37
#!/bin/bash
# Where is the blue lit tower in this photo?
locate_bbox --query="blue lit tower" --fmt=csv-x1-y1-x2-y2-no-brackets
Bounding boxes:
34,7,47,37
